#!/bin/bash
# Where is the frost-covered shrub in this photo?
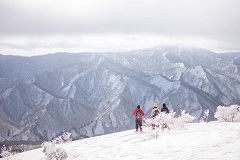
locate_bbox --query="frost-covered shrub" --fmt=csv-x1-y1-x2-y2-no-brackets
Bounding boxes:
144,110,195,138
42,142,68,160
200,109,209,123
52,132,72,144
0,145,13,160
61,132,72,143
179,110,196,123
42,132,71,160
144,111,175,129
156,111,175,130
51,137,64,145
144,111,175,138
214,105,240,122
173,110,195,129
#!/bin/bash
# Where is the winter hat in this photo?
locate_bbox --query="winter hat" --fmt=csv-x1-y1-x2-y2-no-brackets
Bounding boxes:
153,103,157,108
163,103,166,108
137,105,140,108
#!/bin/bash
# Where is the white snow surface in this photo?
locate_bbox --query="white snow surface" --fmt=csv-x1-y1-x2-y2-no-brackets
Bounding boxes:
11,122,240,160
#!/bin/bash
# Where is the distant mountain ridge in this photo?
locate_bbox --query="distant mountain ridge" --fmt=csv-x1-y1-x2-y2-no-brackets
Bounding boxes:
1,46,240,143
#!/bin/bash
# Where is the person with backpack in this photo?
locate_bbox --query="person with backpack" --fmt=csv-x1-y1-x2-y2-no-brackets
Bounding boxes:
132,105,144,132
151,103,160,129
161,103,169,113
160,103,170,129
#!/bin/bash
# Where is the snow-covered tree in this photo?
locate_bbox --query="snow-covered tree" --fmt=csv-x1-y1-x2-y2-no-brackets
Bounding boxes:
144,110,195,138
200,109,209,123
52,132,72,144
42,142,68,160
173,110,195,129
42,132,72,160
61,132,72,143
144,111,175,138
0,145,13,160
214,105,240,122
52,136,64,145
144,111,175,128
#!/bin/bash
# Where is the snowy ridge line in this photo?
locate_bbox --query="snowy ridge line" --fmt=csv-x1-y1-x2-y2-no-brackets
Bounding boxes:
33,82,68,100
180,80,223,106
11,122,240,160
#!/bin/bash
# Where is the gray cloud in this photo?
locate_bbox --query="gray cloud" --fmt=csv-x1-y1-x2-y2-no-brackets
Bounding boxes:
0,0,240,55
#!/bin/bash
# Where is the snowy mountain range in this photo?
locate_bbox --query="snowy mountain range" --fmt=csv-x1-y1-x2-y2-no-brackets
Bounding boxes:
1,46,240,144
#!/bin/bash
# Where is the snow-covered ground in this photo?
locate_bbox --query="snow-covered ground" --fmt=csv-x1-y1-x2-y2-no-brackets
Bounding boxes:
10,122,240,160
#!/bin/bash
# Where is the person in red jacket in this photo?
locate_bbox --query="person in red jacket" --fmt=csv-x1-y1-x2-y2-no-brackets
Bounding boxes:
132,105,145,132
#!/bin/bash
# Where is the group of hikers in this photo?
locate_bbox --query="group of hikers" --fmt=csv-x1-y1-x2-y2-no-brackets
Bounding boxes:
132,103,169,132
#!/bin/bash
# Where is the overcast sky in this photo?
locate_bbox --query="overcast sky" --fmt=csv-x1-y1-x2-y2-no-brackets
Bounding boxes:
0,0,240,56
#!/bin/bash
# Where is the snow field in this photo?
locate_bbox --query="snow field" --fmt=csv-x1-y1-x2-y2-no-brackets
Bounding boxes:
11,122,240,160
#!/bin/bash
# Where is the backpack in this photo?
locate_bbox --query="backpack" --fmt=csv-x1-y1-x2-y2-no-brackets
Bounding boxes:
161,108,169,113
153,109,160,117
135,110,142,119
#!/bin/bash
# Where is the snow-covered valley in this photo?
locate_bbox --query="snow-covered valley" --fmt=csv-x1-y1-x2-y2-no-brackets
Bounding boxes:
1,47,240,144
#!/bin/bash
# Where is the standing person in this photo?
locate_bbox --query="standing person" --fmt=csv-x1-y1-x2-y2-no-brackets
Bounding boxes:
161,103,170,129
132,105,144,132
151,103,160,129
161,103,169,113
